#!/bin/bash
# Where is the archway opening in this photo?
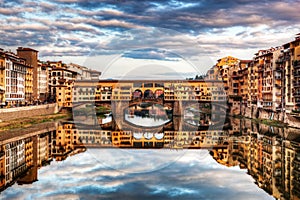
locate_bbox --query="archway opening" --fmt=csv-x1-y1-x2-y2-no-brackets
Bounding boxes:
144,89,154,99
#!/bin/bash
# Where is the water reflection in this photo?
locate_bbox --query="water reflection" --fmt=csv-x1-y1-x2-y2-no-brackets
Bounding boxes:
184,104,212,126
124,102,172,127
0,118,300,199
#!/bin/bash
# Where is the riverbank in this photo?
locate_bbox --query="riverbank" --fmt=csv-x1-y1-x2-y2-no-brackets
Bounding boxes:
0,113,71,132
229,101,300,128
0,103,58,122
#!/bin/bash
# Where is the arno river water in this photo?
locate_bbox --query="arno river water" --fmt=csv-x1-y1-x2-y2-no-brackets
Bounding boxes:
0,115,300,200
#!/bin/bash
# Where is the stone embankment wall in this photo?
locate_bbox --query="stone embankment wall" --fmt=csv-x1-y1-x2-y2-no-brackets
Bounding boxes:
284,114,300,128
231,102,300,128
0,103,58,122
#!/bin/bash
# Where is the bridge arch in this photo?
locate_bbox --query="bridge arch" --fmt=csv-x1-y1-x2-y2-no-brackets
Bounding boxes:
144,89,154,99
155,89,164,99
133,89,143,99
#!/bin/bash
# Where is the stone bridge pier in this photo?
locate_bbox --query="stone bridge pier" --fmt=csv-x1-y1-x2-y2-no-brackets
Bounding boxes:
110,99,228,131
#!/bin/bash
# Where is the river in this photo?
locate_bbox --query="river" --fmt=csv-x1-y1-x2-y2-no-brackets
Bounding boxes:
0,116,299,200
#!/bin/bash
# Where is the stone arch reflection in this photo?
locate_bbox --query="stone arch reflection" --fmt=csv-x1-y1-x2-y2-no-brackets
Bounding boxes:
124,102,172,128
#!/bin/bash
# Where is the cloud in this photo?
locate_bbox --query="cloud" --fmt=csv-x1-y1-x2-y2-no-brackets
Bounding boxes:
122,48,182,61
0,0,299,66
0,149,273,200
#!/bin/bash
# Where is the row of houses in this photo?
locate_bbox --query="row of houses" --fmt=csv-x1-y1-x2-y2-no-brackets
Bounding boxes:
0,47,101,107
207,33,300,114
71,80,227,108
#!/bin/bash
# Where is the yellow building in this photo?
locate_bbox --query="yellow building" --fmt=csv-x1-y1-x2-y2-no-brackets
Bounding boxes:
217,56,240,93
53,122,80,161
239,60,250,105
50,67,77,107
74,80,223,105
56,80,74,107
24,138,33,167
25,65,33,103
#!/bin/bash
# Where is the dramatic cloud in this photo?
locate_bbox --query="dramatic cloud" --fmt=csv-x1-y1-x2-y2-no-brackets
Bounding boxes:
0,0,299,71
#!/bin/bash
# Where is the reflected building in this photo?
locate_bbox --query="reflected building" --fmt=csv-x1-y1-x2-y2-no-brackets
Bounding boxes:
1,117,300,200
211,118,300,200
0,145,5,188
53,122,86,161
0,123,58,191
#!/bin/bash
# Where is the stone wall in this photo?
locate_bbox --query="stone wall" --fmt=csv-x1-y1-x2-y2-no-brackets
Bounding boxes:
0,103,58,122
284,114,300,128
240,104,258,119
233,103,300,128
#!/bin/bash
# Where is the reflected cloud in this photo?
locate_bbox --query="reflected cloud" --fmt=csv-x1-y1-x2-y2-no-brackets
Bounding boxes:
0,149,273,200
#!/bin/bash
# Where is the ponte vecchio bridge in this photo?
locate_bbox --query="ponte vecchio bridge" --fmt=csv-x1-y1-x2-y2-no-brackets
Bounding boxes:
72,79,228,133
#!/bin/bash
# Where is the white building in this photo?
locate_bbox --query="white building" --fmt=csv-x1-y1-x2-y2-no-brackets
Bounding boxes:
4,52,27,106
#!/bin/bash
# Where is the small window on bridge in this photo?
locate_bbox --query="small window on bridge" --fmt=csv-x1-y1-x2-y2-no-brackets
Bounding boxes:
133,82,143,87
155,83,164,87
144,83,153,87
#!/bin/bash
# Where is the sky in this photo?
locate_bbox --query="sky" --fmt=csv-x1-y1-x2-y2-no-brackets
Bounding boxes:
0,0,300,78
1,149,274,200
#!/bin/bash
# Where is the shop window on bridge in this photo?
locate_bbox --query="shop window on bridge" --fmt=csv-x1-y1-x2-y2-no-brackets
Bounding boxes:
144,83,153,88
121,86,131,90
133,82,143,88
155,83,164,87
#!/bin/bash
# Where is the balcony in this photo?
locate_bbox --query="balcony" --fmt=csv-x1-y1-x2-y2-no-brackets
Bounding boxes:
294,93,300,97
